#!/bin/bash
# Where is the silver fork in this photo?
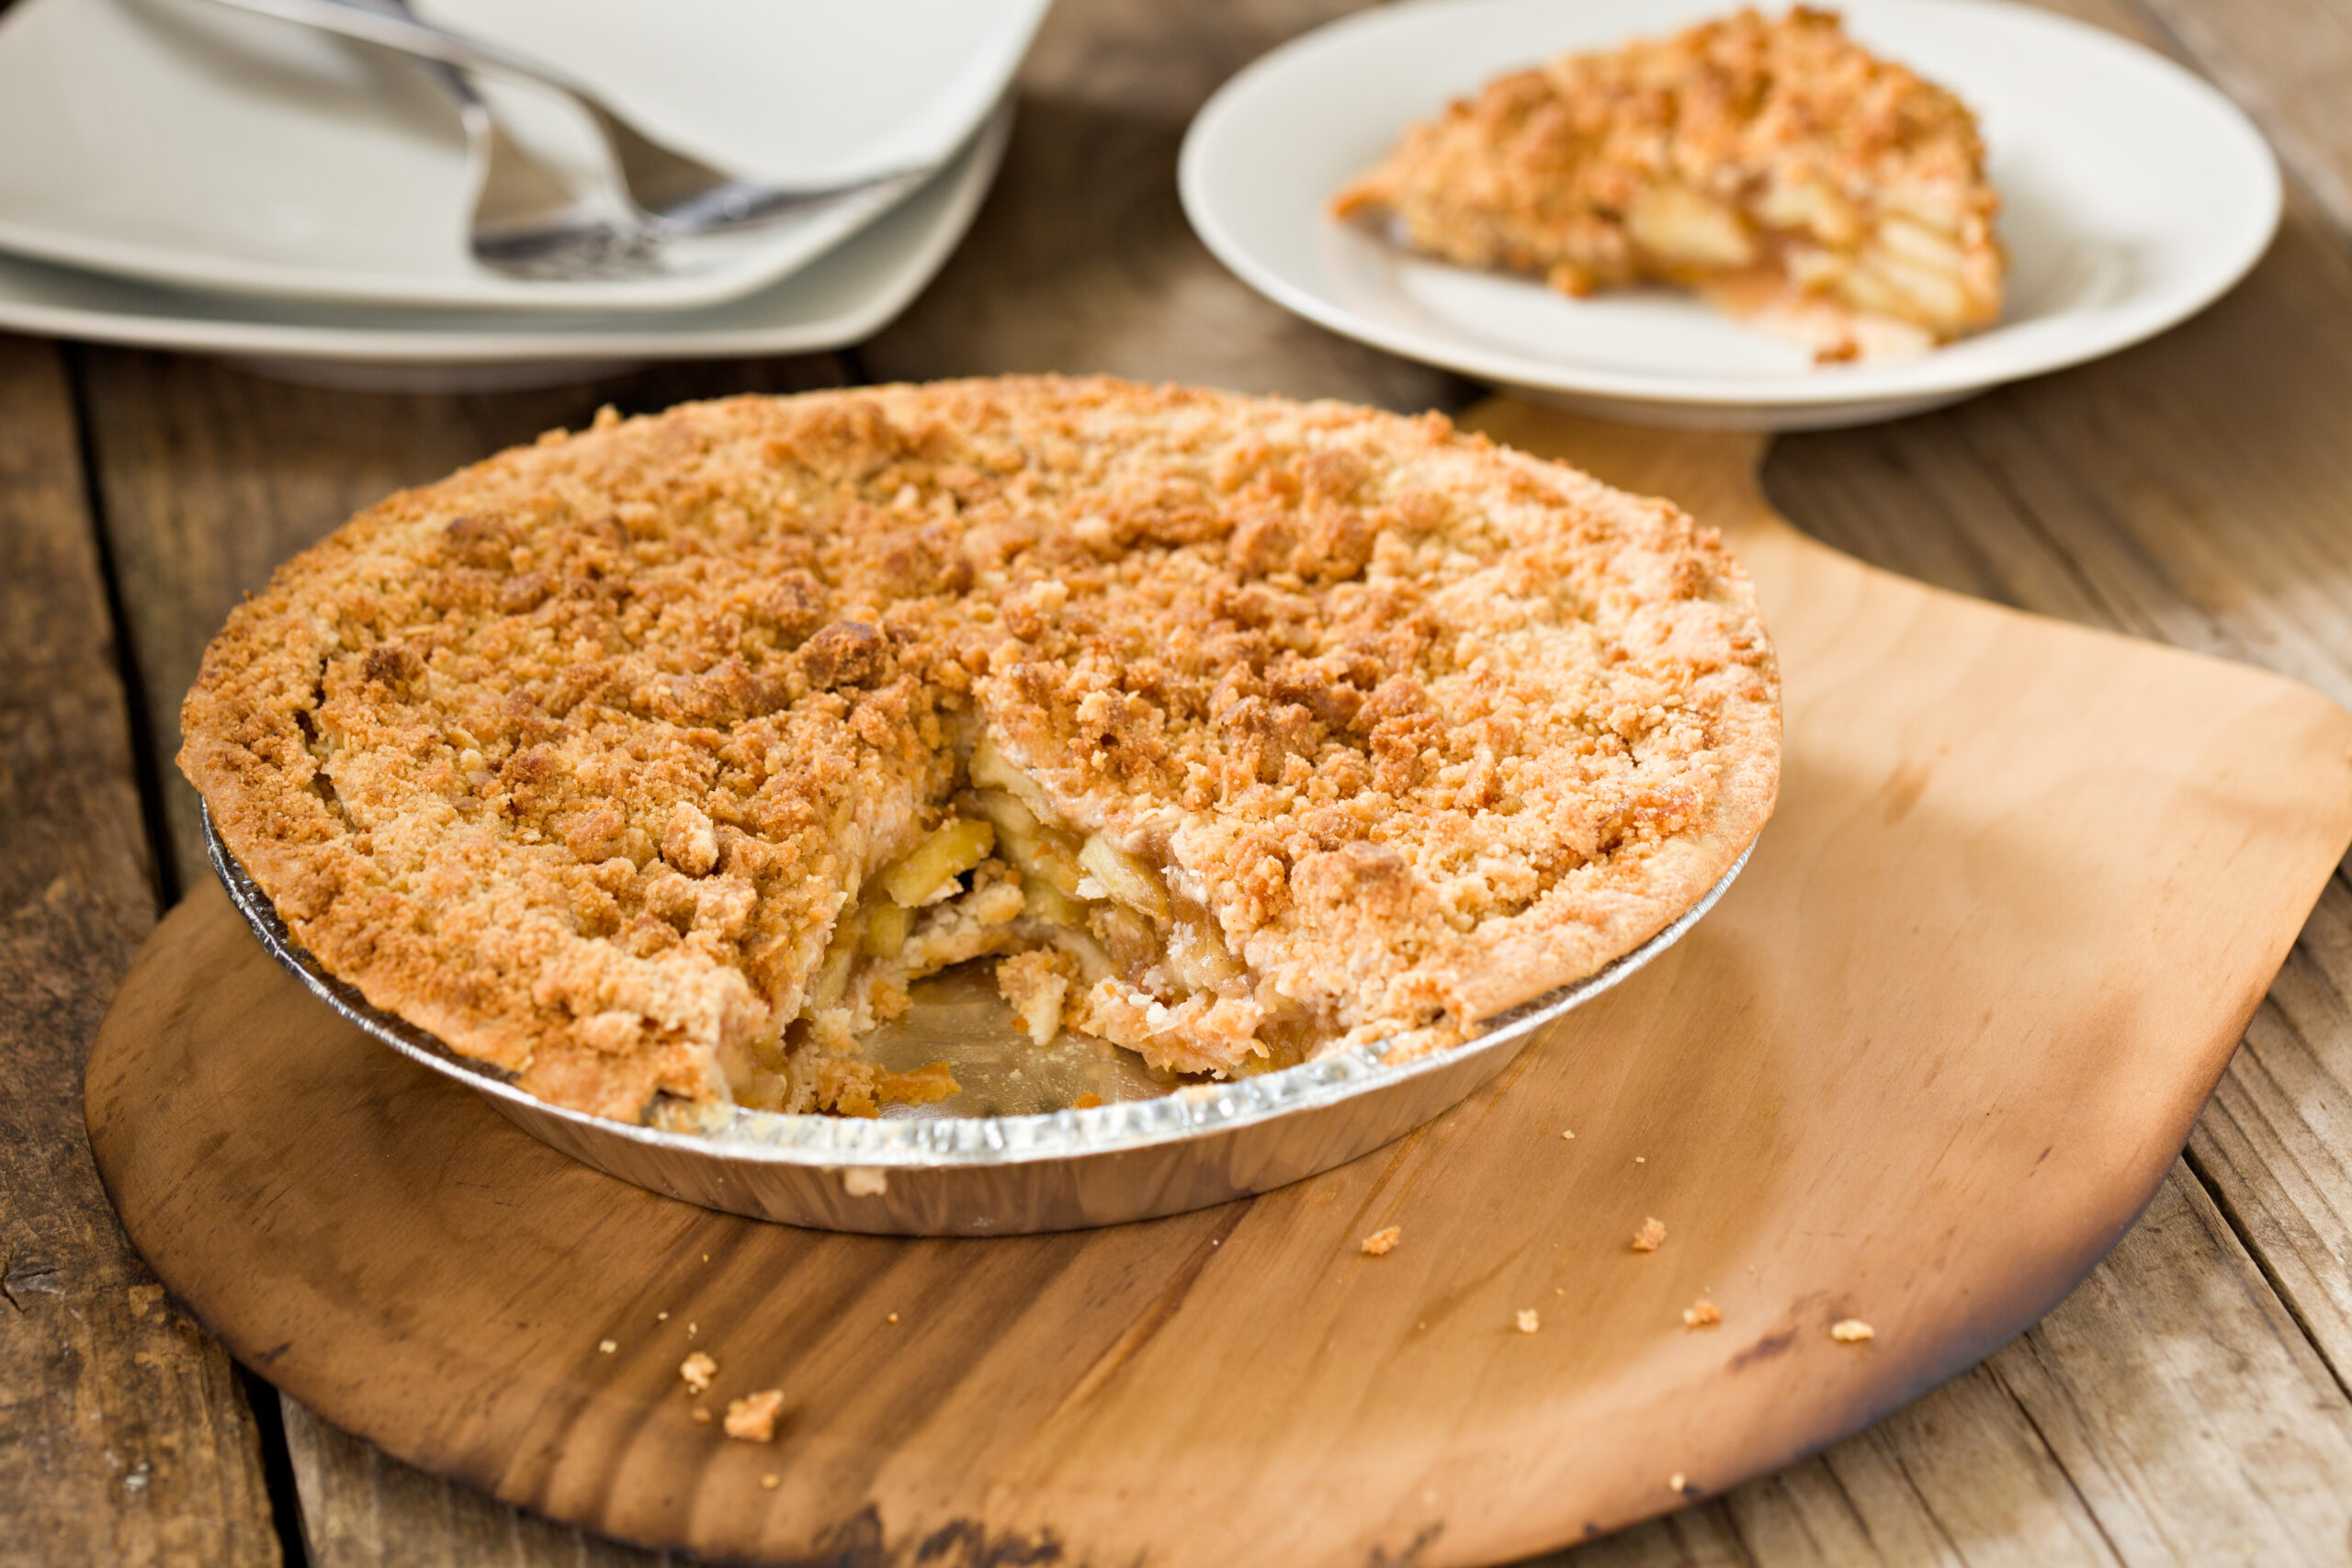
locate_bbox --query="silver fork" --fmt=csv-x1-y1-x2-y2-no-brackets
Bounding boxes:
205,0,928,273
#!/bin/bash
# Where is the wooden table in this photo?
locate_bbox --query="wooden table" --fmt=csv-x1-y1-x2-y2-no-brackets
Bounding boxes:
7,0,2351,1562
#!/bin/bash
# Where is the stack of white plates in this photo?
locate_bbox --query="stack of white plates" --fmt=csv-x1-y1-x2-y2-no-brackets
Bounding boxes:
0,0,1046,386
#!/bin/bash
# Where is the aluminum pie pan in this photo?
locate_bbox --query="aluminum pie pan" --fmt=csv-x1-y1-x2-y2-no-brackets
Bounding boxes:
208,804,1751,1235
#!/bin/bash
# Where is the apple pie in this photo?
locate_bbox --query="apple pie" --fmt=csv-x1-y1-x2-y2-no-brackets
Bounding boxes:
180,378,1779,1126
1332,7,2004,360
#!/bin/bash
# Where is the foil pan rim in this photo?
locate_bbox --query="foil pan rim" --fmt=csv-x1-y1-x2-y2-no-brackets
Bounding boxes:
207,804,1750,1170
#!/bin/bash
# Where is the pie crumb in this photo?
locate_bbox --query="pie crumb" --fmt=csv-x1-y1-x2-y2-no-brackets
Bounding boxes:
1682,1301,1723,1329
1362,1225,1402,1257
596,1339,616,1355
1516,1309,1541,1334
1669,1472,1688,1493
1072,1092,1102,1110
1561,1130,1575,1140
761,1474,779,1491
656,1311,669,1322
1831,1318,1876,1343
1633,1218,1668,1253
887,1313,899,1325
724,1390,786,1442
691,1406,711,1425
679,1351,718,1395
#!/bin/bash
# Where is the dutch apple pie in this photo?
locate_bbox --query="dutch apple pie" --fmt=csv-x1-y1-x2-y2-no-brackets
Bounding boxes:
181,378,1780,1126
1332,7,2005,360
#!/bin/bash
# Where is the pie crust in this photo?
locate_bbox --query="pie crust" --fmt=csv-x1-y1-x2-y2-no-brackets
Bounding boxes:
179,377,1780,1125
1332,6,2005,361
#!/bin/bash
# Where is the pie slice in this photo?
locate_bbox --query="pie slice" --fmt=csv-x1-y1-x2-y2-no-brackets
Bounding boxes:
1332,6,2004,361
180,378,1780,1127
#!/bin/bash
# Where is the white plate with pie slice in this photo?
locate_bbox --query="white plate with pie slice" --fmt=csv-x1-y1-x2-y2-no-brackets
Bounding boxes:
1180,0,2280,429
0,103,1010,389
0,0,1046,311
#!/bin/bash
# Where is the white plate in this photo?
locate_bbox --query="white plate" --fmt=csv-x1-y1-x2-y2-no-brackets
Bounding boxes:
0,0,1046,312
1180,0,2281,429
0,104,1010,389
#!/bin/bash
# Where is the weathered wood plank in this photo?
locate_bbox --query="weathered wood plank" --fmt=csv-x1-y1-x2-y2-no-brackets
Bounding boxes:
2188,871,2352,1387
0,331,279,1563
281,1399,684,1568
2131,0,2352,251
76,349,851,897
863,0,1471,411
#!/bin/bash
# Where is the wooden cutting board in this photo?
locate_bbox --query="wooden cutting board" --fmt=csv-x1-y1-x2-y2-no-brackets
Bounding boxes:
84,403,2352,1568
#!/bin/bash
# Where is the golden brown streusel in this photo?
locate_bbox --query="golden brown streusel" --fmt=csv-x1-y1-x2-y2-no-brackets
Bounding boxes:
179,377,1778,1125
724,1390,785,1442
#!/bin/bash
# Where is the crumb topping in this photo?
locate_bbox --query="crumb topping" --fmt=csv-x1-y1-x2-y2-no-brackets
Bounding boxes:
724,1389,785,1442
180,377,1778,1124
1361,1224,1402,1256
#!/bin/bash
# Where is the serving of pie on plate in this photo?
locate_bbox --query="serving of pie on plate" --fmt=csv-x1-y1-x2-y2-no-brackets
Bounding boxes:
1331,6,2004,361
179,378,1779,1127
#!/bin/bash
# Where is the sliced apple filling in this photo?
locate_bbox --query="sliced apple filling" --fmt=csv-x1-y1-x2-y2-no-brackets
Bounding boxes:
757,733,1295,1117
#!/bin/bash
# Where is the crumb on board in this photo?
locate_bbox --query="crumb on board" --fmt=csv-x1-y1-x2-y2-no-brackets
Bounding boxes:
1362,1225,1402,1257
691,1407,711,1425
1683,1301,1723,1329
1634,1156,1645,1164
680,1351,718,1395
657,1311,669,1322
761,1474,779,1491
1831,1318,1876,1343
724,1390,786,1442
596,1339,617,1355
887,1313,899,1325
1516,1309,1541,1335
1633,1217,1668,1253
1561,1130,1575,1140
1669,1472,1688,1493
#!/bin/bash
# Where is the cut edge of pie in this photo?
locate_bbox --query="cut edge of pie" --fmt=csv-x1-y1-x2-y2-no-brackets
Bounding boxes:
178,377,1781,1129
1331,6,2005,362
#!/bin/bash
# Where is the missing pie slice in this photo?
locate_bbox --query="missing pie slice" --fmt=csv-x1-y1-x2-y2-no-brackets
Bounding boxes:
1332,6,2004,361
180,378,1780,1127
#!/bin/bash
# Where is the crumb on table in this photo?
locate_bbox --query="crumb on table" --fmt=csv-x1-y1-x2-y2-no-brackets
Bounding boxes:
1516,1309,1541,1334
761,1473,779,1491
1633,1217,1668,1253
691,1406,711,1425
596,1339,616,1354
1362,1225,1402,1257
724,1389,786,1442
680,1351,718,1395
1683,1300,1722,1329
1831,1318,1876,1343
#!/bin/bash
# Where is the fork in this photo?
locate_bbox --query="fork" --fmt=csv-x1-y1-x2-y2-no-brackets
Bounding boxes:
204,0,928,266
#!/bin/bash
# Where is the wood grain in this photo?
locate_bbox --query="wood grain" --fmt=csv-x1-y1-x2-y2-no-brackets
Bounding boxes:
0,331,279,1565
85,412,2352,1567
862,0,1470,412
